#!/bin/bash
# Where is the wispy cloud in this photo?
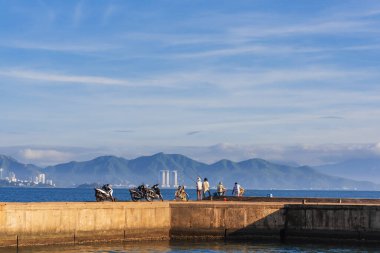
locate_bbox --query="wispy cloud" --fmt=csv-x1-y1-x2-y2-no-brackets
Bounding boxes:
73,1,84,26
114,130,134,133
187,131,202,136
0,40,119,52
1,1,380,166
0,69,127,86
231,20,376,39
174,45,322,58
101,4,117,26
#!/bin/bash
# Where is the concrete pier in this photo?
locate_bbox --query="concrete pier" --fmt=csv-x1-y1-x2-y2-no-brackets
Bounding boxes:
1,200,380,247
0,202,170,247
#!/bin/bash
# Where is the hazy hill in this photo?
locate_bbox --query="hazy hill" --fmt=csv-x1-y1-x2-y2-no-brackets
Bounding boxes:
43,156,131,187
1,153,379,190
314,158,380,184
0,155,42,180
43,153,379,190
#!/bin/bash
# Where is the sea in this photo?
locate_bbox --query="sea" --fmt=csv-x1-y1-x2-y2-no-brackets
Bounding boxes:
1,188,380,253
1,188,380,202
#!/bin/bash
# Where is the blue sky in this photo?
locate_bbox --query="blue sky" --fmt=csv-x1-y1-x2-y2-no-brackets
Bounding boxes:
1,0,380,165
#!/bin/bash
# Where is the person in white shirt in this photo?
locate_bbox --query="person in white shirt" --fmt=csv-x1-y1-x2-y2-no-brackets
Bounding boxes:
196,177,203,200
232,182,241,196
203,178,211,198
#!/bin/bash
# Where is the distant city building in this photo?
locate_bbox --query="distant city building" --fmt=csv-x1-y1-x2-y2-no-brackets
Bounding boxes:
9,172,16,182
0,169,54,187
172,170,179,188
38,173,46,184
160,170,179,188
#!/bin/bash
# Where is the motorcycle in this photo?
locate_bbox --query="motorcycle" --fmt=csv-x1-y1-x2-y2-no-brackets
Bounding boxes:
95,184,115,202
129,184,159,202
151,184,164,201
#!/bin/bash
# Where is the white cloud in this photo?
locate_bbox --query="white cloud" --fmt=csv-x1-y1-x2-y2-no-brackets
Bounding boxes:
174,45,323,58
166,143,380,166
374,143,380,154
0,69,127,86
231,20,375,39
20,148,73,164
0,40,119,52
3,142,380,167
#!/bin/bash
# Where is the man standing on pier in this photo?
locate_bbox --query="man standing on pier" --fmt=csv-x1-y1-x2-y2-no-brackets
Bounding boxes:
196,177,203,200
203,178,211,198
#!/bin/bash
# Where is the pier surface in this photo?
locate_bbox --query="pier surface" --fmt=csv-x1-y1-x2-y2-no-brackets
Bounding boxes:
1,198,380,247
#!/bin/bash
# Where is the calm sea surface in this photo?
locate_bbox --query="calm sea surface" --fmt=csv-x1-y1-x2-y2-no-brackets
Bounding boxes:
3,240,380,253
1,188,380,252
0,188,380,202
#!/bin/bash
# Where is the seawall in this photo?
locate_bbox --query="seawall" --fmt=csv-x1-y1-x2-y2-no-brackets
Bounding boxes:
1,200,380,247
0,202,170,247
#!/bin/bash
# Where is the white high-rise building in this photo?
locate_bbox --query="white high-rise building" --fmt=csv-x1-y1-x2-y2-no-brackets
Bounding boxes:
160,170,179,188
160,170,167,187
166,170,170,187
160,170,171,187
38,173,46,184
172,170,178,188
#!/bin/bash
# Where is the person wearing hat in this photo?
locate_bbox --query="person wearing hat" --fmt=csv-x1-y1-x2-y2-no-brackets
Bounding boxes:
203,178,211,198
217,181,226,196
196,177,203,200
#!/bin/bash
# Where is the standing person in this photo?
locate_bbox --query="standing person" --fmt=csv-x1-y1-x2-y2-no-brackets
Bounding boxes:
217,181,226,196
203,178,211,198
232,182,241,196
196,177,203,200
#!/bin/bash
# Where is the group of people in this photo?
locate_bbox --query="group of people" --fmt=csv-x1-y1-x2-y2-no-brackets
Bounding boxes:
195,177,244,201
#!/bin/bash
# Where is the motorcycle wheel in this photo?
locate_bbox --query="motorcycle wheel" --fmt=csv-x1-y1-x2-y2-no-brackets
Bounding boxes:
131,192,139,202
145,190,155,202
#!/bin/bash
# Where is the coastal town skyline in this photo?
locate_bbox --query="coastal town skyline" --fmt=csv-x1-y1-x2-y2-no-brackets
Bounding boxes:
1,1,380,166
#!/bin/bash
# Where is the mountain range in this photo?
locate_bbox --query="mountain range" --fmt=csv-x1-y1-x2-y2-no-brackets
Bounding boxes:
0,153,379,190
314,158,380,184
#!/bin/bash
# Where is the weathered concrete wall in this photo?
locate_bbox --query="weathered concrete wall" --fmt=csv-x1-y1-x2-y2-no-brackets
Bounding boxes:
210,196,380,204
170,202,286,240
0,202,170,247
284,204,380,242
1,201,380,247
170,202,380,242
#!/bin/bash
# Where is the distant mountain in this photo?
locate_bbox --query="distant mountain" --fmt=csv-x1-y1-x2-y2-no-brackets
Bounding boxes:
1,153,379,190
314,158,380,184
42,153,207,187
43,155,131,187
0,155,42,180
42,153,379,190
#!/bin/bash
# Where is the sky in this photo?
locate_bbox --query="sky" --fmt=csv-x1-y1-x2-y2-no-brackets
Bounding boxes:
1,0,380,166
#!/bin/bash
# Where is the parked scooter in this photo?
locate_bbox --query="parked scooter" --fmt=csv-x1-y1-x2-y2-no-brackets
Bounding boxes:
129,184,156,202
95,184,115,202
151,184,164,201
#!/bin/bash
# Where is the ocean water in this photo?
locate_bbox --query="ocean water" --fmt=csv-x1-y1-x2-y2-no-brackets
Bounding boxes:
0,187,380,202
4,240,380,253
